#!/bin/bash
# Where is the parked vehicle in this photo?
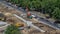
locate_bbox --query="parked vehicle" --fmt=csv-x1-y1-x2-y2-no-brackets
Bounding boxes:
0,21,9,32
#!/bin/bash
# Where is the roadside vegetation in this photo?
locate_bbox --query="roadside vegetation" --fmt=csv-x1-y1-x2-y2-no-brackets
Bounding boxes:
6,0,60,20
5,24,21,34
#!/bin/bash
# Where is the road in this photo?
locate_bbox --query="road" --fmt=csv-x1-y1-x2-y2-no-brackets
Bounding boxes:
0,0,60,30
14,14,45,32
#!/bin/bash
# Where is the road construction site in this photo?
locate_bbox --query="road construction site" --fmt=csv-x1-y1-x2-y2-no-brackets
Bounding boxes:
0,1,60,34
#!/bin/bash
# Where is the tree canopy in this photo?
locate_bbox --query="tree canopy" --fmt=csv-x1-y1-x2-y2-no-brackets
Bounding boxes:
7,0,60,19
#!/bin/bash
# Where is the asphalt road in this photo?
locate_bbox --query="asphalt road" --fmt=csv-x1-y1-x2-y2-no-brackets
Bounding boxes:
0,0,60,30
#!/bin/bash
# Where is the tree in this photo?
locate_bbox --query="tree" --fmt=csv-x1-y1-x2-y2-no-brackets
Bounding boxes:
52,7,60,19
14,0,19,4
5,24,21,34
6,0,60,19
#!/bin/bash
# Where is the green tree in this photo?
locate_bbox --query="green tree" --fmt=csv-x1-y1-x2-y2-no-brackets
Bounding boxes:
52,7,60,19
14,0,19,4
5,24,21,34
7,0,60,19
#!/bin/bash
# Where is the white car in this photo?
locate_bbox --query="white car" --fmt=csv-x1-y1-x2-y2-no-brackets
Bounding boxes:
0,21,9,32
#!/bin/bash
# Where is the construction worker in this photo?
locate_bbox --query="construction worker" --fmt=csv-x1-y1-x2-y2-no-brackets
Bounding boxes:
26,7,32,19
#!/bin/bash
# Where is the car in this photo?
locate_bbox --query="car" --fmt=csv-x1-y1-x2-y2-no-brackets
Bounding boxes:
0,21,9,32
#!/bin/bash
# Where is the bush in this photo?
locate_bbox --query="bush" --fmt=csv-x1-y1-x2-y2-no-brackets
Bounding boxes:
5,24,21,34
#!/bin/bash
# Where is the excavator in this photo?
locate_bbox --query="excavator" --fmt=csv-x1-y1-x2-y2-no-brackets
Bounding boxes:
14,23,25,30
15,23,24,27
7,18,24,27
